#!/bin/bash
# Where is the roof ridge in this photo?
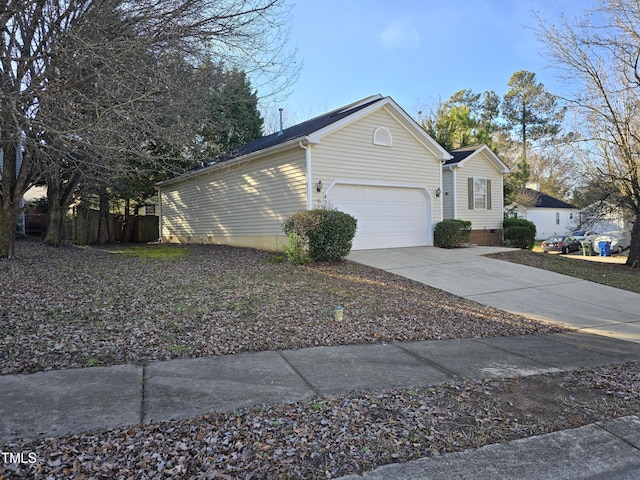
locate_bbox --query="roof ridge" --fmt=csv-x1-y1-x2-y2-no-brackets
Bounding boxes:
450,144,484,152
329,94,384,116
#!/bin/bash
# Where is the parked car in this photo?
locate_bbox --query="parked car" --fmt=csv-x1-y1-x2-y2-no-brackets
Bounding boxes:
541,235,582,254
585,230,631,254
570,229,599,241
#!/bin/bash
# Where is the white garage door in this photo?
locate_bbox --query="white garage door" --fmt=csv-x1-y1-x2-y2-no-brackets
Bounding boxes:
327,184,431,250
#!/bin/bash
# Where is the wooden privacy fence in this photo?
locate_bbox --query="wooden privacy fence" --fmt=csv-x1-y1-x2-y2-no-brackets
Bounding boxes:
71,207,159,245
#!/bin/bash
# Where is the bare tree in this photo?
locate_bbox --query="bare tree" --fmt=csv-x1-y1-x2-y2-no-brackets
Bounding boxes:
536,0,640,266
0,0,297,257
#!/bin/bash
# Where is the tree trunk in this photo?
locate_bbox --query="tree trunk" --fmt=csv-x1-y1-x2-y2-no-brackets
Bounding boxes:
43,179,63,246
43,168,81,247
0,204,17,258
122,198,131,244
0,139,31,259
97,186,111,245
43,201,66,246
626,212,640,268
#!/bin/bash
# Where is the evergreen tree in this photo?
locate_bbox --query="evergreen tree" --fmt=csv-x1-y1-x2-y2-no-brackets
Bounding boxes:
198,61,264,156
502,70,565,163
419,89,500,151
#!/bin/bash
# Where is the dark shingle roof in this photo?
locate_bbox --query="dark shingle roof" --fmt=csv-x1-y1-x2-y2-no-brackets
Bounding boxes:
213,95,385,163
527,188,577,209
444,145,483,165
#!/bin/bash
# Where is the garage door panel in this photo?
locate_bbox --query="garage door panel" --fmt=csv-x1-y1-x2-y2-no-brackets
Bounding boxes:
327,184,431,250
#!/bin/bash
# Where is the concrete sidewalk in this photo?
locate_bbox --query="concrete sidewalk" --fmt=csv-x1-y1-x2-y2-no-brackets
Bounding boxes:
2,332,640,478
2,332,639,444
347,246,640,343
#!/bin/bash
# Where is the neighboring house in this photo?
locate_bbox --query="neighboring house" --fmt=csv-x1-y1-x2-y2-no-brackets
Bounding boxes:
157,95,508,251
507,188,579,240
442,145,510,246
576,202,632,234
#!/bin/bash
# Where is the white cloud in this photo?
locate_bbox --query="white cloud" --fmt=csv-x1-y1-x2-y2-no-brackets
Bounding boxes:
380,20,421,50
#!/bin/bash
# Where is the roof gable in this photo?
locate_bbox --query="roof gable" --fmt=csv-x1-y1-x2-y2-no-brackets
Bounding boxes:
444,144,510,174
159,94,452,187
212,94,454,162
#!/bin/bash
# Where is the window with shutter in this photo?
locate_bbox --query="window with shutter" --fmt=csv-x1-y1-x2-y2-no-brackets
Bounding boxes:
468,177,490,210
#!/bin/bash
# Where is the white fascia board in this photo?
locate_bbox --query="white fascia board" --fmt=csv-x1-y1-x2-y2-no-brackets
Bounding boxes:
383,97,453,161
452,145,511,174
308,97,453,162
156,137,308,189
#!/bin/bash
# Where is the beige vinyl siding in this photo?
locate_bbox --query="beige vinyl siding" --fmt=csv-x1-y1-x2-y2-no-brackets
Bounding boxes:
455,152,504,229
311,107,441,218
160,147,307,249
442,168,455,219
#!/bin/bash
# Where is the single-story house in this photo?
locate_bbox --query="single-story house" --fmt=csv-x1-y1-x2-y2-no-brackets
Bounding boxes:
157,95,509,251
442,145,510,246
576,201,633,234
506,187,579,240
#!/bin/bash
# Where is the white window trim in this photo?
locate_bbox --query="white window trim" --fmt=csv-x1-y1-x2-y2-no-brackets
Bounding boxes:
473,177,488,210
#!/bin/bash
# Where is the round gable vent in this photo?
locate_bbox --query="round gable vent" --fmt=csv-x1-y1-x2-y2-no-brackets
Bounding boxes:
373,126,392,146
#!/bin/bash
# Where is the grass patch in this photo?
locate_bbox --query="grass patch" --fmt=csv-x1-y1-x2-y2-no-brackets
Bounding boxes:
86,358,102,367
488,249,640,294
170,344,192,354
111,244,189,260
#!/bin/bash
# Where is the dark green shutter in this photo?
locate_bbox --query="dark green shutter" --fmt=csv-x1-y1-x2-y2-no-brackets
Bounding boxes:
468,178,474,210
487,179,492,210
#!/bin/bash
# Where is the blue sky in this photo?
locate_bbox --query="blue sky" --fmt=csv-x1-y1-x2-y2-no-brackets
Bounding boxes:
270,0,592,125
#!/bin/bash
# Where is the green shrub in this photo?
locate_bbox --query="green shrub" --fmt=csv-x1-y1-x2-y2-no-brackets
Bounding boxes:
434,219,472,248
503,217,536,237
282,209,357,263
504,226,535,249
282,211,320,264
503,218,536,249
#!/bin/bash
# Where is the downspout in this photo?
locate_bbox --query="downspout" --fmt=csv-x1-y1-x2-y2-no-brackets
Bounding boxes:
439,161,445,222
299,140,313,210
156,189,163,242
450,165,457,219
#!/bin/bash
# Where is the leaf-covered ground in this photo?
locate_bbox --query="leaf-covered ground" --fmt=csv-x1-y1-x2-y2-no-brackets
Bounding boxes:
1,239,561,375
3,239,639,479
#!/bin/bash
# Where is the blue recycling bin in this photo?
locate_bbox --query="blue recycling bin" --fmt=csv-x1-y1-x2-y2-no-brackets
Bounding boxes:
599,241,611,257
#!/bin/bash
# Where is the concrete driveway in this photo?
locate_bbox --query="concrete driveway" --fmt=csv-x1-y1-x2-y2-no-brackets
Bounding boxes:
347,246,640,343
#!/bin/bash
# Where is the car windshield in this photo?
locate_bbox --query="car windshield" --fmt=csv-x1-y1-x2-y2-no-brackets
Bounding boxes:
547,236,564,242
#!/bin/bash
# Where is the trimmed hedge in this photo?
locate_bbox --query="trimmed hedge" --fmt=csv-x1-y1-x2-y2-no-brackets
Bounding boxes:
434,219,472,248
503,218,536,249
282,209,357,263
503,217,536,236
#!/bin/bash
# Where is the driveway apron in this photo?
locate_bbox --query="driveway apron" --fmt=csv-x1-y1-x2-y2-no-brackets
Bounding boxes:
347,246,640,343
